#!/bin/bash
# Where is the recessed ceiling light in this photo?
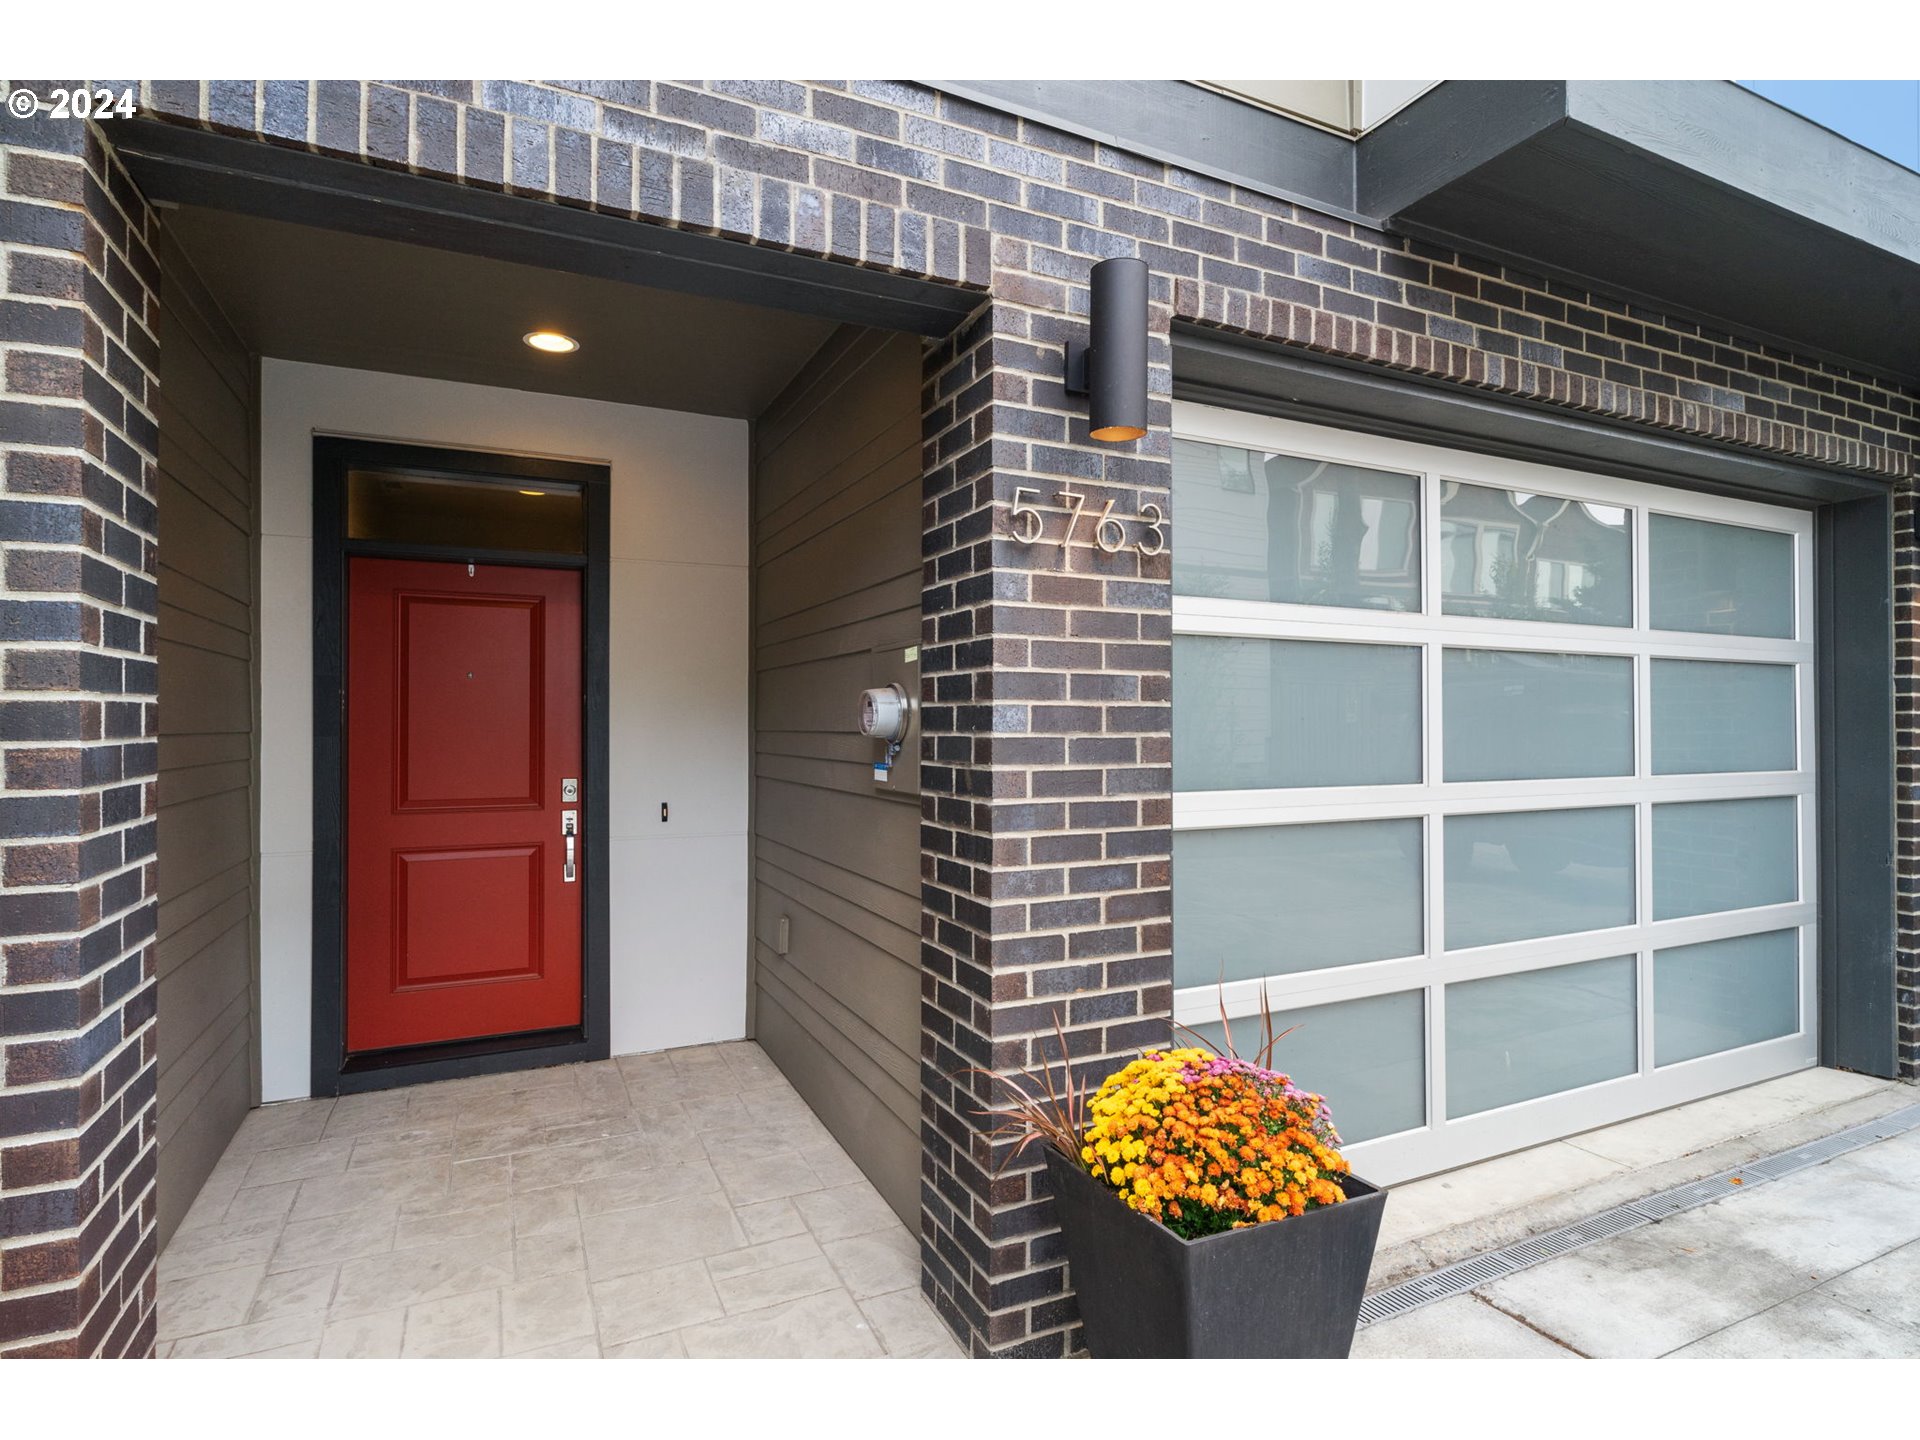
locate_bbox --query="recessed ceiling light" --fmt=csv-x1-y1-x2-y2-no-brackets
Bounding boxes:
523,330,579,354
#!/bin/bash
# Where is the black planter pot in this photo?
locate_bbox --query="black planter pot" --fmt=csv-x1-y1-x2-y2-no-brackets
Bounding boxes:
1043,1147,1387,1358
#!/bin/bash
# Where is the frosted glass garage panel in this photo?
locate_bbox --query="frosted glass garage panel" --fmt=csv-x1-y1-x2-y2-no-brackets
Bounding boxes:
1440,481,1631,626
1444,807,1635,950
1650,660,1796,775
1653,797,1798,920
1442,650,1633,782
1173,636,1421,791
1173,820,1423,985
1171,439,1421,611
1655,930,1801,1066
1445,956,1637,1118
1188,990,1425,1145
1649,514,1794,638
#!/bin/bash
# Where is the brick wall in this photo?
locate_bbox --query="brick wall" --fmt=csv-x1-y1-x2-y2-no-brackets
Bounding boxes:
2,76,1913,1358
0,101,161,1357
130,81,1916,476
918,301,1175,1355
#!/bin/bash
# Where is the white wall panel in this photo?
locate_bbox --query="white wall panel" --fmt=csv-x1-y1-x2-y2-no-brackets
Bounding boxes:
258,852,313,1102
257,533,311,858
608,559,751,841
609,834,751,1055
258,360,750,1096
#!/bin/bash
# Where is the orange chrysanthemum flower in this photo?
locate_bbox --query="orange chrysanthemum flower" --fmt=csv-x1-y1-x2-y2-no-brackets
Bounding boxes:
1078,1048,1348,1239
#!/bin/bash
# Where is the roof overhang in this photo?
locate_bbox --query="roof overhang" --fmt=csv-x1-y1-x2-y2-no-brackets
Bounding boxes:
1357,81,1920,386
942,79,1920,386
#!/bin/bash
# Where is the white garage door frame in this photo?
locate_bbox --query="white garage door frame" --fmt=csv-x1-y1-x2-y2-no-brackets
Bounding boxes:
1170,401,1819,1185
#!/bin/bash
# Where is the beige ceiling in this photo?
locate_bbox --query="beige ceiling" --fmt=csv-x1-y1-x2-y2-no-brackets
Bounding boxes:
162,206,841,418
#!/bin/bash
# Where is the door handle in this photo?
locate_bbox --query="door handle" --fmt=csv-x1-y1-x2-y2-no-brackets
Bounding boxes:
561,808,578,883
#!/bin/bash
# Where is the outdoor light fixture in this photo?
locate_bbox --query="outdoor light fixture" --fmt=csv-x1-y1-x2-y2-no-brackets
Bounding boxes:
522,330,579,354
1064,256,1149,443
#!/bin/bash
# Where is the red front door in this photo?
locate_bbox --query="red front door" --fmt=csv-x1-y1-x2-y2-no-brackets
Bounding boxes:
345,557,583,1053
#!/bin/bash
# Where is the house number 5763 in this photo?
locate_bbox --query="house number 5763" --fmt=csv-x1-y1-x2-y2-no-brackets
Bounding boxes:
1008,487,1165,556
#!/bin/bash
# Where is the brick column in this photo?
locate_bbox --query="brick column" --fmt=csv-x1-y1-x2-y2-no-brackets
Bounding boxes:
0,96,162,1358
919,256,1175,1356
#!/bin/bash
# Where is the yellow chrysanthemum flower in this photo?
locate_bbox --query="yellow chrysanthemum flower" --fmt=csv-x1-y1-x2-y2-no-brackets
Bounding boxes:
1063,1047,1349,1239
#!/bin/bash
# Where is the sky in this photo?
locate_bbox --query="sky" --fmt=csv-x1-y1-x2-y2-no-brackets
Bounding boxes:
1739,81,1920,171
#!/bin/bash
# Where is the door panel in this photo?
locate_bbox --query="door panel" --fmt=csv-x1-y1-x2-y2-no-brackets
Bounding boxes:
393,845,544,987
346,557,583,1052
398,595,542,808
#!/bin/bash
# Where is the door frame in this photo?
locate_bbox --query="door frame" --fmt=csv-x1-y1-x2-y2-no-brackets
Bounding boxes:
310,436,612,1097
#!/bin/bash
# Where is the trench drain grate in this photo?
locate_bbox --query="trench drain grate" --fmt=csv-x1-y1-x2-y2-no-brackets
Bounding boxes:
1355,1099,1920,1329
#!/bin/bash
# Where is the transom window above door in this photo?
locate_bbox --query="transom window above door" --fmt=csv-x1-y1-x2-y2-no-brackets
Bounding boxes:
1169,404,1816,1186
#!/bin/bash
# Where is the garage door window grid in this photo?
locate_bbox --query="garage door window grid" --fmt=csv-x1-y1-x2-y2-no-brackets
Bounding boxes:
1170,404,1817,1183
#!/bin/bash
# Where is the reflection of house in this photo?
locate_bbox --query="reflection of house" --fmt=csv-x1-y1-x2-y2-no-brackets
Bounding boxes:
1440,482,1631,624
1298,463,1419,609
1173,441,1421,610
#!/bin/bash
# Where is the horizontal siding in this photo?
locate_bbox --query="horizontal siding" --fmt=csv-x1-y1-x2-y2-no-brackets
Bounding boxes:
154,226,257,1248
752,327,922,1225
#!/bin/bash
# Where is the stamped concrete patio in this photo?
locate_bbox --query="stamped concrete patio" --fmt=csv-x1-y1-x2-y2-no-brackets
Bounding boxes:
156,1042,962,1358
162,1046,1919,1360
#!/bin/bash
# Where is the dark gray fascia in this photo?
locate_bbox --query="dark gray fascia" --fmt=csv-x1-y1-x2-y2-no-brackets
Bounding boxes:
1364,81,1920,386
1353,80,1569,220
1358,79,1920,271
1566,81,1919,265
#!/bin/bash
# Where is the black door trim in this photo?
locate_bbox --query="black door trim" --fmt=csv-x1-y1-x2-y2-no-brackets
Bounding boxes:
311,436,613,1096
1172,327,1901,1079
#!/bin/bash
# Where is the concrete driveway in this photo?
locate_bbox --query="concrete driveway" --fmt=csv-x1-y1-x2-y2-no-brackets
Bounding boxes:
1355,1122,1920,1358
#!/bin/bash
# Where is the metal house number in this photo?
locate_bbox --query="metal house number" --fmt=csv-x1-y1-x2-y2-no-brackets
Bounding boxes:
1007,487,1166,557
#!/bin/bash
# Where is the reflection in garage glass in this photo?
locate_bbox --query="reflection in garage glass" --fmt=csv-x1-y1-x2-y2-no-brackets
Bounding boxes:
1440,481,1631,626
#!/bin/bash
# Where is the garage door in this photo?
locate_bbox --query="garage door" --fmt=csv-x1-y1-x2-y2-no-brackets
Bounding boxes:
1169,403,1817,1185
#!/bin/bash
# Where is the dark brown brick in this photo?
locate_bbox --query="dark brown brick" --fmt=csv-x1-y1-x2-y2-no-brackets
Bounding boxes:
1,74,1912,1368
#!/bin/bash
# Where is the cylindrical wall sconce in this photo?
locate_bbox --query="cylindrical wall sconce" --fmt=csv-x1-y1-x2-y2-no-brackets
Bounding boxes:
1064,256,1148,443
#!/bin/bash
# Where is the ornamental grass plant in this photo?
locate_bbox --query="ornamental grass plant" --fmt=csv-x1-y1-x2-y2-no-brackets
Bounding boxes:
976,1003,1353,1240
